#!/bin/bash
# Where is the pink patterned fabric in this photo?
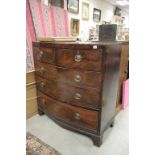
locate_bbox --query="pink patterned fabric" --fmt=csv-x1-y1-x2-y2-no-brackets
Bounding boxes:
29,0,69,38
50,6,69,37
26,0,69,72
26,26,34,72
26,0,36,72
26,0,36,42
63,9,69,37
122,79,129,109
29,0,46,37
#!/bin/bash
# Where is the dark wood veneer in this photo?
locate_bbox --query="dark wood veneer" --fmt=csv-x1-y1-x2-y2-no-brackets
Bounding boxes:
36,76,101,110
56,49,102,71
33,41,129,146
33,47,55,64
37,91,99,131
35,62,102,90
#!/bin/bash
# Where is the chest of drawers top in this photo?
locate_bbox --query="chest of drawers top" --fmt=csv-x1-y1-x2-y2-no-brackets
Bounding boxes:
34,47,103,71
33,40,128,48
33,41,128,69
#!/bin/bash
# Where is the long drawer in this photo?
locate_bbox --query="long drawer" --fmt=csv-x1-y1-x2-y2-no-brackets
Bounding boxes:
36,76,101,110
56,49,103,71
37,91,99,132
35,62,102,90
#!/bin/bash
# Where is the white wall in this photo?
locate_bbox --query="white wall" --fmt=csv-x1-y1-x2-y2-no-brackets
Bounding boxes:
41,0,48,5
64,0,115,39
121,10,129,28
101,1,115,22
42,0,129,38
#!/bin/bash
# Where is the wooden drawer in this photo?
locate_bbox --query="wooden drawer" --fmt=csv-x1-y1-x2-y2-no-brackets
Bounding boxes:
56,49,102,71
37,91,99,131
36,76,101,110
35,62,102,90
33,47,55,64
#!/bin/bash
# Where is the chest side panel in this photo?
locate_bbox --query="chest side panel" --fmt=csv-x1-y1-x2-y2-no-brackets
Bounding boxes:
100,44,122,133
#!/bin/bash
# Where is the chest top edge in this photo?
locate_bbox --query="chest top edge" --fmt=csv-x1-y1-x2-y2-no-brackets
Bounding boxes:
32,41,128,50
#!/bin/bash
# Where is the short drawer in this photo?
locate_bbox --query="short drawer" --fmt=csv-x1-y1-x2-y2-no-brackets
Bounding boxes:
33,47,55,64
37,91,99,132
35,62,102,90
36,76,101,110
56,49,102,71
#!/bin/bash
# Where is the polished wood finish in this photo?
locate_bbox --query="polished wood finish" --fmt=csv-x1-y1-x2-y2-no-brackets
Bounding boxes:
33,41,129,146
36,76,100,110
33,47,55,64
100,45,122,132
56,49,102,71
116,45,129,106
38,91,99,132
35,62,102,89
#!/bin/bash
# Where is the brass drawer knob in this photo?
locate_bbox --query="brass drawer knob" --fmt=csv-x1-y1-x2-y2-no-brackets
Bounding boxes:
38,51,43,59
39,51,43,56
75,54,82,62
74,75,81,82
74,93,81,100
74,113,81,120
40,81,45,88
39,67,45,74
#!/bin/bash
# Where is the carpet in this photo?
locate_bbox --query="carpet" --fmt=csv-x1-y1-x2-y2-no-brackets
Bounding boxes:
26,132,62,155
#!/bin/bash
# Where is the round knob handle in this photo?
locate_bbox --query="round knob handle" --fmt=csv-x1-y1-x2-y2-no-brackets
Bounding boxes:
38,51,43,60
39,67,44,74
74,93,81,100
74,113,81,120
75,54,82,62
39,51,43,56
74,75,81,83
40,81,45,88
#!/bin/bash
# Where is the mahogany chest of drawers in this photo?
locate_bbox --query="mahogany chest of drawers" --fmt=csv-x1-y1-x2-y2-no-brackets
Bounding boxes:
33,41,129,146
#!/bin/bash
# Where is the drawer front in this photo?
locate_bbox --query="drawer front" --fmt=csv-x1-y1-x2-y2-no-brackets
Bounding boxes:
33,47,55,64
37,91,99,131
35,62,102,90
56,49,102,71
36,76,101,110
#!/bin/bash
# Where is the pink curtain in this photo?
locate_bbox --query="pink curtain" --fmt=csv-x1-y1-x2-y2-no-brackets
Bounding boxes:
29,0,69,38
28,0,46,37
26,0,69,72
26,0,36,72
50,6,69,37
